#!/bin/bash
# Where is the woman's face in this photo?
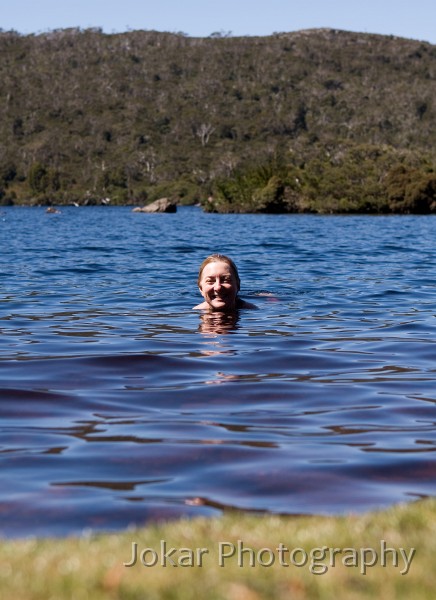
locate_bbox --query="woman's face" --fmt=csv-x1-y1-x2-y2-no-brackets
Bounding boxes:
198,261,239,312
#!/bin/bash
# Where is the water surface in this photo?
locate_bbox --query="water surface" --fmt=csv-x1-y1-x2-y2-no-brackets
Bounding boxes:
1,206,436,537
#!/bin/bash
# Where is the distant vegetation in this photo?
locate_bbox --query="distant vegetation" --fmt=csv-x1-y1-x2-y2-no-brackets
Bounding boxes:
0,27,435,212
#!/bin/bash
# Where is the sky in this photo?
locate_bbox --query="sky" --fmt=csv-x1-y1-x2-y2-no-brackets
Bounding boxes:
1,0,436,45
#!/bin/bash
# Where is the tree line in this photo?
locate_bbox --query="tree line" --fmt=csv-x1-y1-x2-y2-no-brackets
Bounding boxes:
0,27,435,212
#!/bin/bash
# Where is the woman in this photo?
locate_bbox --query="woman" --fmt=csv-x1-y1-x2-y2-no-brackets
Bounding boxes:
193,254,257,312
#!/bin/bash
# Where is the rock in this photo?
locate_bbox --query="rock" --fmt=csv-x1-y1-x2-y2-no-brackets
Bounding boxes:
132,198,177,213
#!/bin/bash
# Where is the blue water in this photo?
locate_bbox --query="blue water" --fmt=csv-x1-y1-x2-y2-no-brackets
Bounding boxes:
1,206,436,538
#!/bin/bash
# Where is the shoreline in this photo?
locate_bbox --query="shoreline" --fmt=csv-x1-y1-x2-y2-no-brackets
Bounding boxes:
2,497,435,598
3,203,436,216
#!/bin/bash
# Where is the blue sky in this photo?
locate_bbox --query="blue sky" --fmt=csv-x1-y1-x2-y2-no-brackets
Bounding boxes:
2,0,436,44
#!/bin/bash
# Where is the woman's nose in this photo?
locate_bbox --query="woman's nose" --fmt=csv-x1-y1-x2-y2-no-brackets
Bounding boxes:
214,279,222,290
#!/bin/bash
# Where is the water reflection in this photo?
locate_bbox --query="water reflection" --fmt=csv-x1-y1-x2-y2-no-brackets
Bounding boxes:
197,311,240,336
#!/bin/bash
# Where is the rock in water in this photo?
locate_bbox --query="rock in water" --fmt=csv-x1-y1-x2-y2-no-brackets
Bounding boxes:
132,198,177,213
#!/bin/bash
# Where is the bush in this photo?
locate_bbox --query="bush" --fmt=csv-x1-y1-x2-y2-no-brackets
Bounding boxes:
385,165,436,213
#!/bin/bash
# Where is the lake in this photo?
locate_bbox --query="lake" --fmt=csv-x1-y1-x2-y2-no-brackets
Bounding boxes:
1,206,436,538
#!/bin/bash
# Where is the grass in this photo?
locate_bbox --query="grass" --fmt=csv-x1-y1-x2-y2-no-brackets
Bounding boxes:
1,498,435,599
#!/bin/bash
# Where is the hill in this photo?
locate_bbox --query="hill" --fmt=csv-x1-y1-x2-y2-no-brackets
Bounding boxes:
0,27,435,212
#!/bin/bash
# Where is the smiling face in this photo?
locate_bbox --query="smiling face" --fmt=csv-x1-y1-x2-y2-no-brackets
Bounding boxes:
198,260,239,312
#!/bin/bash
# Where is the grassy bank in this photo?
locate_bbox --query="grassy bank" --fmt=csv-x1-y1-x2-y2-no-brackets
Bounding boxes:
1,498,435,599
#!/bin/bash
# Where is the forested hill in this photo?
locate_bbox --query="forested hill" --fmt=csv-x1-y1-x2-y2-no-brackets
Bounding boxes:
1,27,436,212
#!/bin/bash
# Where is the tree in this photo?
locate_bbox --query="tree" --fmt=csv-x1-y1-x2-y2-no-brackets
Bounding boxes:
196,123,215,146
28,162,48,195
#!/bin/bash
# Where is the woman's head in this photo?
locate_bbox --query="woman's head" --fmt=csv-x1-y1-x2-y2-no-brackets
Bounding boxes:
197,254,241,312
197,254,241,289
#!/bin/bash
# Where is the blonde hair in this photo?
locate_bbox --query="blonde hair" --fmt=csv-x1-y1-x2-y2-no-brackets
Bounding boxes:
197,254,241,290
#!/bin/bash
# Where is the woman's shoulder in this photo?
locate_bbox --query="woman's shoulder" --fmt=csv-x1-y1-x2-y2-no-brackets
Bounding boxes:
236,298,258,310
193,301,209,310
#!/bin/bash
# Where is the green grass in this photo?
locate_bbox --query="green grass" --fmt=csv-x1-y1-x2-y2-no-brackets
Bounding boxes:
1,498,435,599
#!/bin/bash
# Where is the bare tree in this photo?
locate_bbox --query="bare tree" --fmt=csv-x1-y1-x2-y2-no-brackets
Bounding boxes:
196,123,215,147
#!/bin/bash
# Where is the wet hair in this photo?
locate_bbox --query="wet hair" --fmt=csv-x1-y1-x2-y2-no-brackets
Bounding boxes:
197,254,241,291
